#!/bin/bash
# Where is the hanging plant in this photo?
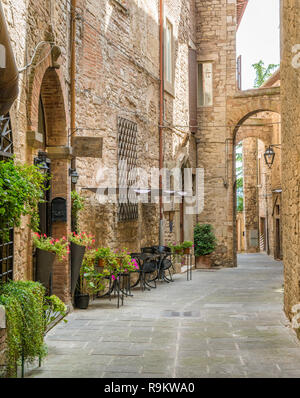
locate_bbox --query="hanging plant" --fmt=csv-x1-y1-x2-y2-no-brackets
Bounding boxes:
0,281,68,378
0,281,47,377
0,158,49,242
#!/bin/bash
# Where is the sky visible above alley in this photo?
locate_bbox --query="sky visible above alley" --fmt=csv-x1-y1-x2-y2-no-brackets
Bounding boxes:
237,0,280,90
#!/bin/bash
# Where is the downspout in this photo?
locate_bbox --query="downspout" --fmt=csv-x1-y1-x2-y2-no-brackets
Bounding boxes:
70,0,76,182
0,2,19,115
159,0,164,246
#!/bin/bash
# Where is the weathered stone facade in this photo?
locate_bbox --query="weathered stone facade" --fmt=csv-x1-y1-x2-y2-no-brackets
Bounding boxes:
280,0,300,320
195,0,238,267
1,0,201,305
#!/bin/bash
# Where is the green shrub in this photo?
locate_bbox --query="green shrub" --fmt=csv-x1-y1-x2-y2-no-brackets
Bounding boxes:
194,224,217,257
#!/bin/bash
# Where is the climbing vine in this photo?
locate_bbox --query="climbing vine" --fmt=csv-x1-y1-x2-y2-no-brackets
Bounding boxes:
71,190,86,232
0,158,49,242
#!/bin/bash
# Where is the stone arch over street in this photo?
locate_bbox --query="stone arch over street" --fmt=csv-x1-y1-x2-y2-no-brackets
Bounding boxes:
226,87,281,263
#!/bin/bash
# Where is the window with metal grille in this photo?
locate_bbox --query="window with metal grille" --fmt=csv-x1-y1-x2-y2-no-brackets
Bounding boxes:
0,114,14,282
118,117,138,222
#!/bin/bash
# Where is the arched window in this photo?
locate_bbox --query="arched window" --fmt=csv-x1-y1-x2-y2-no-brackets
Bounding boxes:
0,114,14,282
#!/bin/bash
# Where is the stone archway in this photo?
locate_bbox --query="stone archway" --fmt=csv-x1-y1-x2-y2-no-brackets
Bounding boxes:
226,86,281,265
26,44,72,304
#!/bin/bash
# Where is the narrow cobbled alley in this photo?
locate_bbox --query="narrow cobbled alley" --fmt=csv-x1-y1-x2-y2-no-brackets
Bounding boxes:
26,254,300,378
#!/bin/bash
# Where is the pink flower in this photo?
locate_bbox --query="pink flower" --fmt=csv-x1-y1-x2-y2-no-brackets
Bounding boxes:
112,275,116,281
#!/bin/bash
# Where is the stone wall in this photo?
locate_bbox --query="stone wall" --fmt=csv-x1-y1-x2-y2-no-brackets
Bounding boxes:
280,0,300,320
195,0,237,267
75,0,197,251
2,0,72,302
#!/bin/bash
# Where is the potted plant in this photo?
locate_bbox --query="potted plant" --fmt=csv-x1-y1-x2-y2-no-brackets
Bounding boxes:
181,241,193,255
74,250,109,309
194,224,217,269
169,243,183,255
69,232,95,297
33,233,69,294
94,247,112,272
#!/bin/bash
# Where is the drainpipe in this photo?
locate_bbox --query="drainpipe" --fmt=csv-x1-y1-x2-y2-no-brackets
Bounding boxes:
159,0,164,246
70,0,76,181
0,2,19,115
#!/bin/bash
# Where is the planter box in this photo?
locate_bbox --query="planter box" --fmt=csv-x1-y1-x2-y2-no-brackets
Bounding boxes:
36,248,56,294
195,254,212,269
183,248,191,255
71,242,86,297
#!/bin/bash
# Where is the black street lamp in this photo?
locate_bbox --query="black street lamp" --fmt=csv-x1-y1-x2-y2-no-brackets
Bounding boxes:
34,151,49,174
69,168,79,185
264,146,276,169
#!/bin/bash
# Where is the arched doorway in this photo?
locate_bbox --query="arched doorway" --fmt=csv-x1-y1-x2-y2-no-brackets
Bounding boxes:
28,62,71,303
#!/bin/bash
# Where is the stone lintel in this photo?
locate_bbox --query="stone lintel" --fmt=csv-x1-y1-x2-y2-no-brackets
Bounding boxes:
27,130,43,148
0,306,5,329
46,146,73,160
233,86,280,99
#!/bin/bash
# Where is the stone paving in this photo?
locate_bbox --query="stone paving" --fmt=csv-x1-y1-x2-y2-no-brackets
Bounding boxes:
26,253,300,378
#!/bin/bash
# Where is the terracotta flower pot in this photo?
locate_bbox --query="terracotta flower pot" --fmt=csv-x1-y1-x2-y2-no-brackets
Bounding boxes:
35,248,56,295
184,248,191,255
71,242,86,297
195,254,212,269
95,258,105,273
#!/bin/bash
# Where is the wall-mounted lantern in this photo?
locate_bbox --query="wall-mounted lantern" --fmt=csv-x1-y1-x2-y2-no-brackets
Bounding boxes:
264,144,281,169
69,168,79,185
264,146,276,169
34,151,49,174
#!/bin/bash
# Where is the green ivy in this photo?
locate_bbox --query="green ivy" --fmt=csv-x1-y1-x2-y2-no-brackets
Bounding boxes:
0,158,49,242
0,281,47,377
71,191,85,232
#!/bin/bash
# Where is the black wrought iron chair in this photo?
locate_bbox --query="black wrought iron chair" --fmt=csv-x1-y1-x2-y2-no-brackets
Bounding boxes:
130,252,158,291
152,246,175,283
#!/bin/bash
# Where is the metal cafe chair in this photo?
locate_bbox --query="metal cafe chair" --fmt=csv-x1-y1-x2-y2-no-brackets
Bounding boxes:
130,251,158,291
152,245,175,283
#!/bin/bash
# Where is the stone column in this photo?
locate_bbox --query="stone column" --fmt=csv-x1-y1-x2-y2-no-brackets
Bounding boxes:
243,137,259,253
47,148,72,305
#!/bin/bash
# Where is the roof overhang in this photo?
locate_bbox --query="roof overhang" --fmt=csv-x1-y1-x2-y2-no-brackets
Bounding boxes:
237,0,249,30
